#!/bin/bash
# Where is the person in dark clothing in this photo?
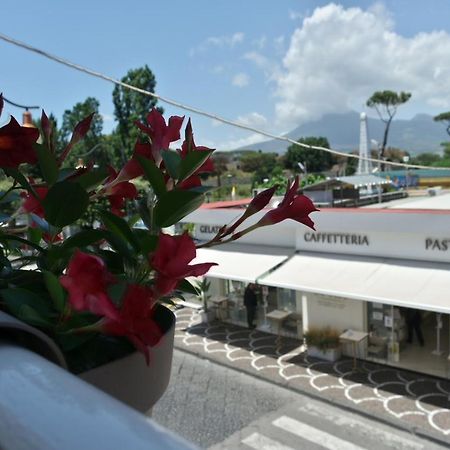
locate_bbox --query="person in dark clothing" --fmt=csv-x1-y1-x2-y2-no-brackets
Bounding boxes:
405,308,425,346
244,283,258,329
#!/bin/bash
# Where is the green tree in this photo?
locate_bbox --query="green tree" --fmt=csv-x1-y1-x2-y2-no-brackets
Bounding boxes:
434,112,450,138
239,151,279,182
112,65,163,160
211,153,230,186
60,97,104,167
284,136,334,173
366,90,411,160
410,152,442,167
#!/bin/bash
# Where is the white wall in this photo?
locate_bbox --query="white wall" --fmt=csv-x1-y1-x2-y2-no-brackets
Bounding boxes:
303,293,366,333
186,207,450,263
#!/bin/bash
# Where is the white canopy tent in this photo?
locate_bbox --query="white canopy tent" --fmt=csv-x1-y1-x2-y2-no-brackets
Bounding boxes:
194,244,291,283
259,252,450,314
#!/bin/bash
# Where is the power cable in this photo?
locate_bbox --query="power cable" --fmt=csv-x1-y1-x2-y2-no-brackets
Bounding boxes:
0,32,448,171
2,96,40,110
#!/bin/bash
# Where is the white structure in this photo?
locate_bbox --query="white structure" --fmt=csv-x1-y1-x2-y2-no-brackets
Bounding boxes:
187,203,450,378
356,112,372,175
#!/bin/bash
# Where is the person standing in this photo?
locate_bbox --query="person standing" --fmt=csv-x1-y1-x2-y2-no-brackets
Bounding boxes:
406,308,425,346
244,283,258,329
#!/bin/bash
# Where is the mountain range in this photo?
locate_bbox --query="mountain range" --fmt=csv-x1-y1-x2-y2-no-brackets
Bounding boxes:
235,111,447,155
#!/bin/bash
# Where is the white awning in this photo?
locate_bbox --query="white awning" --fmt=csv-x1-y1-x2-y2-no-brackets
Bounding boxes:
194,244,291,283
259,252,450,314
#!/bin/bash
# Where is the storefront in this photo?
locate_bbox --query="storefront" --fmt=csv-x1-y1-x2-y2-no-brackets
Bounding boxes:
187,202,450,378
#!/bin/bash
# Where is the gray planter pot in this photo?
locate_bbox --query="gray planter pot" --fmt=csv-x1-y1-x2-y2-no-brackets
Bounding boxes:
0,304,175,415
200,309,216,323
307,345,341,362
79,304,175,414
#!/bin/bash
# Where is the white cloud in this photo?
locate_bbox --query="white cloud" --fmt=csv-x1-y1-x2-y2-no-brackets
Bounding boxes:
236,112,268,128
190,32,244,56
253,36,267,49
232,72,250,87
289,10,305,21
273,3,450,128
243,51,269,68
211,65,225,74
209,133,266,151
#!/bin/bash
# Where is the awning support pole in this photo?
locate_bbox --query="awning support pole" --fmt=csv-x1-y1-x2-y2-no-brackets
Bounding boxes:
432,313,443,356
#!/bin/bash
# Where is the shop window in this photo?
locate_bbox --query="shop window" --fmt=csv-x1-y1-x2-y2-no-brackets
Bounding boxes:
277,288,296,312
225,280,244,296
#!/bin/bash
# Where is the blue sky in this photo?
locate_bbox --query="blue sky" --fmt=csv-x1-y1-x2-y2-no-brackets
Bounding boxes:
2,1,450,151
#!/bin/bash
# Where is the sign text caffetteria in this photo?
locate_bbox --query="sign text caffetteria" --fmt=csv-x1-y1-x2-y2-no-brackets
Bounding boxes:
304,232,369,246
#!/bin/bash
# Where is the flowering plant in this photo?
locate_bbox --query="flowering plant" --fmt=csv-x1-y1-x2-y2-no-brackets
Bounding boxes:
0,93,317,372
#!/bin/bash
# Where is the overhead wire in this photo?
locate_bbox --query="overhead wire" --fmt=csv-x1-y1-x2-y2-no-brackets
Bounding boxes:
0,32,448,171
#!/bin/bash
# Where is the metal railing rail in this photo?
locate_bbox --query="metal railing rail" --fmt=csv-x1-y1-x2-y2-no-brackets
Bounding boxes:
0,343,197,450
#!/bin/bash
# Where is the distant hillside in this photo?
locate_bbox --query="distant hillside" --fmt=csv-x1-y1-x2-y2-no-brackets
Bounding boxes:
235,111,446,155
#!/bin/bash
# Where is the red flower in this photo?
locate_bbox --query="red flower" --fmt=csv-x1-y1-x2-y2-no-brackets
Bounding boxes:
257,177,318,230
102,284,162,363
105,167,138,216
21,187,49,218
137,109,184,161
118,142,154,181
178,119,214,189
60,250,119,321
151,232,217,295
0,115,39,168
118,109,183,181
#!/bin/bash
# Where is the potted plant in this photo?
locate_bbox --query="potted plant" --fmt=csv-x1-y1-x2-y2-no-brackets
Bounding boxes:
196,278,215,323
304,326,342,362
0,94,317,412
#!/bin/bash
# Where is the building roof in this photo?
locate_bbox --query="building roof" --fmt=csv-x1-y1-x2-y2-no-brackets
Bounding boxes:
303,174,391,191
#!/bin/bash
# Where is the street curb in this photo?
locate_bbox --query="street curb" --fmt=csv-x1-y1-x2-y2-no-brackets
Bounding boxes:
174,341,450,448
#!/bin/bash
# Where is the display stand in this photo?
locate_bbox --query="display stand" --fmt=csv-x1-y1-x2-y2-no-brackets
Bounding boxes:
339,329,368,370
266,310,291,351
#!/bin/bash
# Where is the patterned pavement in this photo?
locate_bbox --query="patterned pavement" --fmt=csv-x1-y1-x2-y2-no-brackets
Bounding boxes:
174,307,450,441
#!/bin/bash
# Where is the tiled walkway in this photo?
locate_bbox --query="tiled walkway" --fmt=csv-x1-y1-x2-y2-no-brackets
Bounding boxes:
174,307,450,441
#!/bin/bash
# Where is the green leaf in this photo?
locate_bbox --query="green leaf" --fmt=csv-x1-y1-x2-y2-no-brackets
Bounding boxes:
134,230,158,254
43,270,66,313
154,189,204,228
34,143,58,185
42,181,89,228
60,229,108,251
76,168,109,191
0,234,45,252
1,288,54,328
4,168,37,197
136,155,166,197
28,227,43,245
99,210,140,253
178,150,213,183
0,190,20,205
161,150,182,180
177,278,201,296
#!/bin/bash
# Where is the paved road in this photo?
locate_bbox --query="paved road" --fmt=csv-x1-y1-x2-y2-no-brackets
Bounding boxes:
152,349,447,449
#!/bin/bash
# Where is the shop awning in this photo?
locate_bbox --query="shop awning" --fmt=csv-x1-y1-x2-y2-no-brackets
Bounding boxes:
259,252,450,314
194,244,291,283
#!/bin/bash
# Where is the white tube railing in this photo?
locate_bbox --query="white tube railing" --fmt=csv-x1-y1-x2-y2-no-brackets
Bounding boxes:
0,343,197,450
